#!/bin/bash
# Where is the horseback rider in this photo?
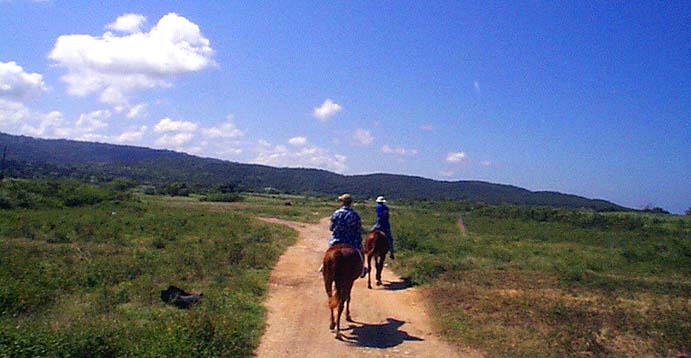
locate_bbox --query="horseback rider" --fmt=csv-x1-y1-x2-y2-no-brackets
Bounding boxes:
327,193,368,278
371,196,395,259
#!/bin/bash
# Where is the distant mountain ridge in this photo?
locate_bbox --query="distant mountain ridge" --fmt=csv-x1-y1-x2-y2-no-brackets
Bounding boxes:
0,132,628,211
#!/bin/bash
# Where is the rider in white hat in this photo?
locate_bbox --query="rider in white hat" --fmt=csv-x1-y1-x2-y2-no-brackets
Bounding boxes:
372,195,395,259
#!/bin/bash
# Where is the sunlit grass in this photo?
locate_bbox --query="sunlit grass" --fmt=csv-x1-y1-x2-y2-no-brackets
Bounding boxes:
0,189,297,356
390,203,690,356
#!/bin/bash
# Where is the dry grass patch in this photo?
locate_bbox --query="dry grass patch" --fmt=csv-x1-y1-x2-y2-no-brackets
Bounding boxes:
426,270,688,357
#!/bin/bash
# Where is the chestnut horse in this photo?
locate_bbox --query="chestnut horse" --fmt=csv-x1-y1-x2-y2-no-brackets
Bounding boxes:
322,243,363,337
364,230,389,289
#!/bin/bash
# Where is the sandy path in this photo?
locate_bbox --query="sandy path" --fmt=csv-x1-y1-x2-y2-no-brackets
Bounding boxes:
255,217,482,358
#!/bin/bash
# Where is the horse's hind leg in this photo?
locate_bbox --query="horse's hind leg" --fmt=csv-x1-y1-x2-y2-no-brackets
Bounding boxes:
345,295,353,322
367,254,373,289
335,300,345,338
376,256,385,286
329,305,336,330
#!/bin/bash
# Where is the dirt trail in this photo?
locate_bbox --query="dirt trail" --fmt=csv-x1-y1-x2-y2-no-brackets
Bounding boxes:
255,217,482,358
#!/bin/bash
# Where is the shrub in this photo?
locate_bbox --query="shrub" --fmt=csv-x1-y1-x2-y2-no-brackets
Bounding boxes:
200,193,243,203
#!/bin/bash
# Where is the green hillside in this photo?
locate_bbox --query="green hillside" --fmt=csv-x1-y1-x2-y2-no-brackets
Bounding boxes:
0,132,628,211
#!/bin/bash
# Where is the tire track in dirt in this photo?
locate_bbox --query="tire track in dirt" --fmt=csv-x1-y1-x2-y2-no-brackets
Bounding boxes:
255,217,482,357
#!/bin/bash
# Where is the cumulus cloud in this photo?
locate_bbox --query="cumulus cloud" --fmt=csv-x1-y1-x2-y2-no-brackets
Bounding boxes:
106,13,147,33
49,12,214,109
20,110,66,137
254,141,347,172
201,114,244,138
114,125,147,143
75,110,110,132
352,128,373,145
313,98,342,121
382,144,417,156
126,103,146,118
288,136,307,146
0,99,29,129
446,151,467,163
155,132,194,147
0,61,47,102
258,139,271,147
154,117,198,133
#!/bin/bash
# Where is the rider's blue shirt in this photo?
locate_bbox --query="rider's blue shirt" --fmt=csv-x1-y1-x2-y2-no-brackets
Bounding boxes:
374,203,390,231
329,206,362,250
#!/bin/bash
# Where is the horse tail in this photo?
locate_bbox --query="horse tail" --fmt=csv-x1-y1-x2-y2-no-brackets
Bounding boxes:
323,253,338,309
329,287,339,310
332,267,353,310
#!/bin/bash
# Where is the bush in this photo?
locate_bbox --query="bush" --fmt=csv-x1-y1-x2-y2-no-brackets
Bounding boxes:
200,193,243,203
0,179,121,209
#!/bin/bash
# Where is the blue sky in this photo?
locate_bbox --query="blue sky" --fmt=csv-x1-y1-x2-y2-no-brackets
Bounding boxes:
0,1,689,213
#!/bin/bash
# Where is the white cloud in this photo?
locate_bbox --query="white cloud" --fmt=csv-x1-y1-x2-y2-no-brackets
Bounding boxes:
155,132,194,147
114,125,147,143
420,124,434,132
352,128,373,145
0,61,47,102
201,114,244,138
106,13,147,33
0,99,29,128
154,117,198,133
49,13,214,109
20,110,66,137
0,101,115,141
440,170,455,177
313,98,342,121
255,142,347,172
382,144,418,156
258,139,271,147
288,136,307,146
126,103,146,118
480,160,492,167
75,110,110,132
218,147,242,156
446,151,467,163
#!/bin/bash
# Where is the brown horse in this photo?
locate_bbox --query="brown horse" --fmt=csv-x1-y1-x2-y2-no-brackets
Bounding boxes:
322,243,363,337
364,230,389,289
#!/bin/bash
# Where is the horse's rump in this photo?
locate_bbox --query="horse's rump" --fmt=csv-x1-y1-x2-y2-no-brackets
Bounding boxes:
323,243,362,285
364,230,389,256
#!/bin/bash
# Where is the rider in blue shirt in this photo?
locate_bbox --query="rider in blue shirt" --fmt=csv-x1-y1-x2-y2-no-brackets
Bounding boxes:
371,196,395,259
326,193,367,277
329,195,363,250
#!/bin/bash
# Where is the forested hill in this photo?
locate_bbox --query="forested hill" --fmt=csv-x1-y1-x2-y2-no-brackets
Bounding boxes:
0,132,627,211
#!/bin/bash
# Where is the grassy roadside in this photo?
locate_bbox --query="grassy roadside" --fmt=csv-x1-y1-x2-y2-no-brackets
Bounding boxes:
150,193,336,224
388,202,690,356
0,180,297,356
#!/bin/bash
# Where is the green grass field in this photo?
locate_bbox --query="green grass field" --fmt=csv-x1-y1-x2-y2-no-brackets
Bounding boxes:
0,180,297,356
1,180,689,356
388,202,691,356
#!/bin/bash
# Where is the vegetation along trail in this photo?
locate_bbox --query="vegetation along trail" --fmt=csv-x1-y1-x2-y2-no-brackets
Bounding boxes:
255,217,482,357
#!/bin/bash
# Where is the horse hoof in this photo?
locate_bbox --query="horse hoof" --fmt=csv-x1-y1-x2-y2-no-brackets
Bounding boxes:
346,316,353,322
376,281,382,286
329,323,335,330
367,284,372,289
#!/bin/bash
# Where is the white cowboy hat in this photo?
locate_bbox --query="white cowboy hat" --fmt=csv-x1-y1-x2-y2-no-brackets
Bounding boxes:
376,196,386,203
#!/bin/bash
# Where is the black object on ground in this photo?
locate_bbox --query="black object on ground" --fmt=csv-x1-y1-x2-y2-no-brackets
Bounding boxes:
160,285,203,309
